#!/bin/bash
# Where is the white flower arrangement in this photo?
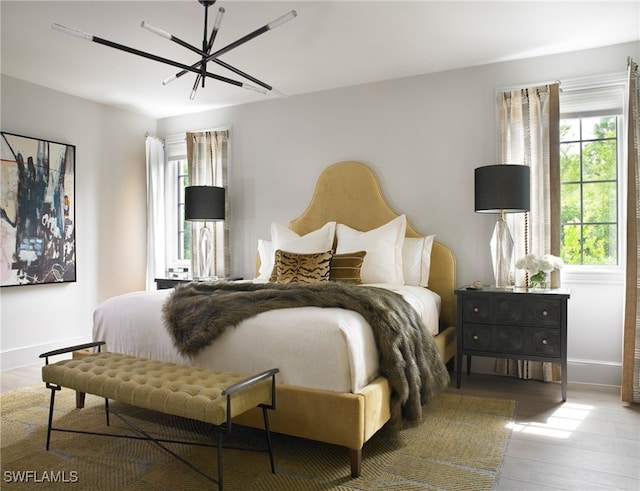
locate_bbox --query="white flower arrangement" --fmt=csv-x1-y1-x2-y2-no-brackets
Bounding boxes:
515,253,563,288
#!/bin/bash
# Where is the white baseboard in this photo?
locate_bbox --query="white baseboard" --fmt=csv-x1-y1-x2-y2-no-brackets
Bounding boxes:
469,357,621,387
1,336,92,370
565,358,621,386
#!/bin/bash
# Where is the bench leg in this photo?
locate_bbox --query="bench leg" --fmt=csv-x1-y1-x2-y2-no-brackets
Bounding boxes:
45,385,60,451
262,407,275,474
216,432,223,491
75,390,85,409
104,399,110,426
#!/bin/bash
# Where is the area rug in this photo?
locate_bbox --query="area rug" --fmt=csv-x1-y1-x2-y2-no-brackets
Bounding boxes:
1,385,516,490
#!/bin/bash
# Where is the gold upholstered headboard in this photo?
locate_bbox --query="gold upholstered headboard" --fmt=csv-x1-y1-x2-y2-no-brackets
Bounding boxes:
288,161,456,329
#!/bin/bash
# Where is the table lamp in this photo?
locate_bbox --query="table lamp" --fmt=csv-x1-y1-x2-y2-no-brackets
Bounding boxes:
475,165,530,288
185,185,225,279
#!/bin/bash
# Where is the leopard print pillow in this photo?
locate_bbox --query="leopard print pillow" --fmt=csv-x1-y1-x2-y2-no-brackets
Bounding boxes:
274,250,332,284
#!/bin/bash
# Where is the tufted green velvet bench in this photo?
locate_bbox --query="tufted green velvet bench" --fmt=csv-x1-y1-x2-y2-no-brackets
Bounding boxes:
40,341,279,490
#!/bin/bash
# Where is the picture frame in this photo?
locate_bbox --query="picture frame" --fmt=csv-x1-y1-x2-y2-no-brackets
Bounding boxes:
1,132,76,286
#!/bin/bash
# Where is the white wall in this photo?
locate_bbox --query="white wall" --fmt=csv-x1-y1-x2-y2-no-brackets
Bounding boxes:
0,75,156,369
159,42,639,385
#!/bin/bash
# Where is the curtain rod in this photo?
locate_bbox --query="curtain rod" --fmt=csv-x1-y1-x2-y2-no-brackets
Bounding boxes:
495,80,560,94
497,70,627,95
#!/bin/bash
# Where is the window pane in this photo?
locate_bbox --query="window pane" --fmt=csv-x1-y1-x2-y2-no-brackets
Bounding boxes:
582,182,616,223
176,158,191,262
560,119,580,142
560,142,580,182
582,140,616,181
561,224,582,265
582,116,616,140
561,182,581,224
183,220,191,260
179,180,186,202
582,224,617,265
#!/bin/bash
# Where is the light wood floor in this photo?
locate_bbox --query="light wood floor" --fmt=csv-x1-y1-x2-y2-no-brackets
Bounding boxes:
2,364,638,490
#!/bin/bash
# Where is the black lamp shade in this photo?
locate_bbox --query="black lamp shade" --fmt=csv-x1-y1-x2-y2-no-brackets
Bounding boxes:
184,186,225,221
474,165,530,213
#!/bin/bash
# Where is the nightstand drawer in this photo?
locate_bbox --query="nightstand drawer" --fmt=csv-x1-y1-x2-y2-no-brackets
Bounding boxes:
493,297,562,327
461,324,493,350
461,296,491,323
526,328,561,357
465,325,546,355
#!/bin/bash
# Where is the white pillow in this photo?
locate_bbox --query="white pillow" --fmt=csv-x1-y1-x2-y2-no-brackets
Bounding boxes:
402,235,435,287
257,239,275,280
336,215,406,284
257,222,337,280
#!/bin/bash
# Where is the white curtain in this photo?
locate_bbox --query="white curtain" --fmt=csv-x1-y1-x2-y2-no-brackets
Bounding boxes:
496,83,561,382
145,136,166,290
622,58,640,403
186,131,230,279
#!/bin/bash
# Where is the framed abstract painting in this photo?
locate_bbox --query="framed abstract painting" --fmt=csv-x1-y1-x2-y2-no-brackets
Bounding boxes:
0,132,76,286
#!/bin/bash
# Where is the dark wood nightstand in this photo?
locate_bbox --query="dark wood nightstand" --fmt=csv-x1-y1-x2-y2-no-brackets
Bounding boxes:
455,286,570,401
155,278,190,289
155,277,243,289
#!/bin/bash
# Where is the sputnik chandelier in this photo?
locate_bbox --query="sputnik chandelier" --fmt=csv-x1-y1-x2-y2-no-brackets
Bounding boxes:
53,0,297,100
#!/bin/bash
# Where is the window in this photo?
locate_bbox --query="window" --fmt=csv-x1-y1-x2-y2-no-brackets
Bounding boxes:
164,130,230,275
164,137,190,270
560,115,619,265
559,76,625,268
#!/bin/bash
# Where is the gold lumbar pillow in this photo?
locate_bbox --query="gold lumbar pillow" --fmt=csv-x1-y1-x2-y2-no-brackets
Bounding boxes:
329,251,367,285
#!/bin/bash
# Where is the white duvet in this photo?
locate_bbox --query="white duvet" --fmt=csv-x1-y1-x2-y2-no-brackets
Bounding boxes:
93,283,441,393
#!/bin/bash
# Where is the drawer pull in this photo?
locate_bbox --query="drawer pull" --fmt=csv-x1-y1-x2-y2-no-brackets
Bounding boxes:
473,335,479,340
542,310,548,316
542,339,548,345
473,307,479,313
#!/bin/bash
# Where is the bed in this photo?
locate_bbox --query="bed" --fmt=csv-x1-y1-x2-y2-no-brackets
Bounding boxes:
93,161,457,477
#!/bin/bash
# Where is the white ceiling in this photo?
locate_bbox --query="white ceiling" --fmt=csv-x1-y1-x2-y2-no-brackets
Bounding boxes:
2,1,639,119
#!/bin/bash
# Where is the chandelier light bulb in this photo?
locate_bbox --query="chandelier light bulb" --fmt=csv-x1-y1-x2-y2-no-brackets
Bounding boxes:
213,7,225,30
267,11,297,31
52,23,93,42
243,84,268,95
140,22,171,40
163,74,177,86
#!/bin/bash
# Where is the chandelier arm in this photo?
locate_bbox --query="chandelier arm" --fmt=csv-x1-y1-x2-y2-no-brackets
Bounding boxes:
166,10,296,85
200,2,210,88
195,6,225,97
166,28,269,84
191,58,272,99
210,59,272,90
91,36,243,85
209,10,298,62
53,24,248,89
141,22,208,60
206,7,225,52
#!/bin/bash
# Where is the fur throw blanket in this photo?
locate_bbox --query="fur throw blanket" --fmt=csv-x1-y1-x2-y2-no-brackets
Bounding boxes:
162,281,450,423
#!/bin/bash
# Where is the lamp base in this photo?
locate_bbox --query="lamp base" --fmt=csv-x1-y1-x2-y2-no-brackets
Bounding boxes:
194,224,215,280
490,216,514,288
